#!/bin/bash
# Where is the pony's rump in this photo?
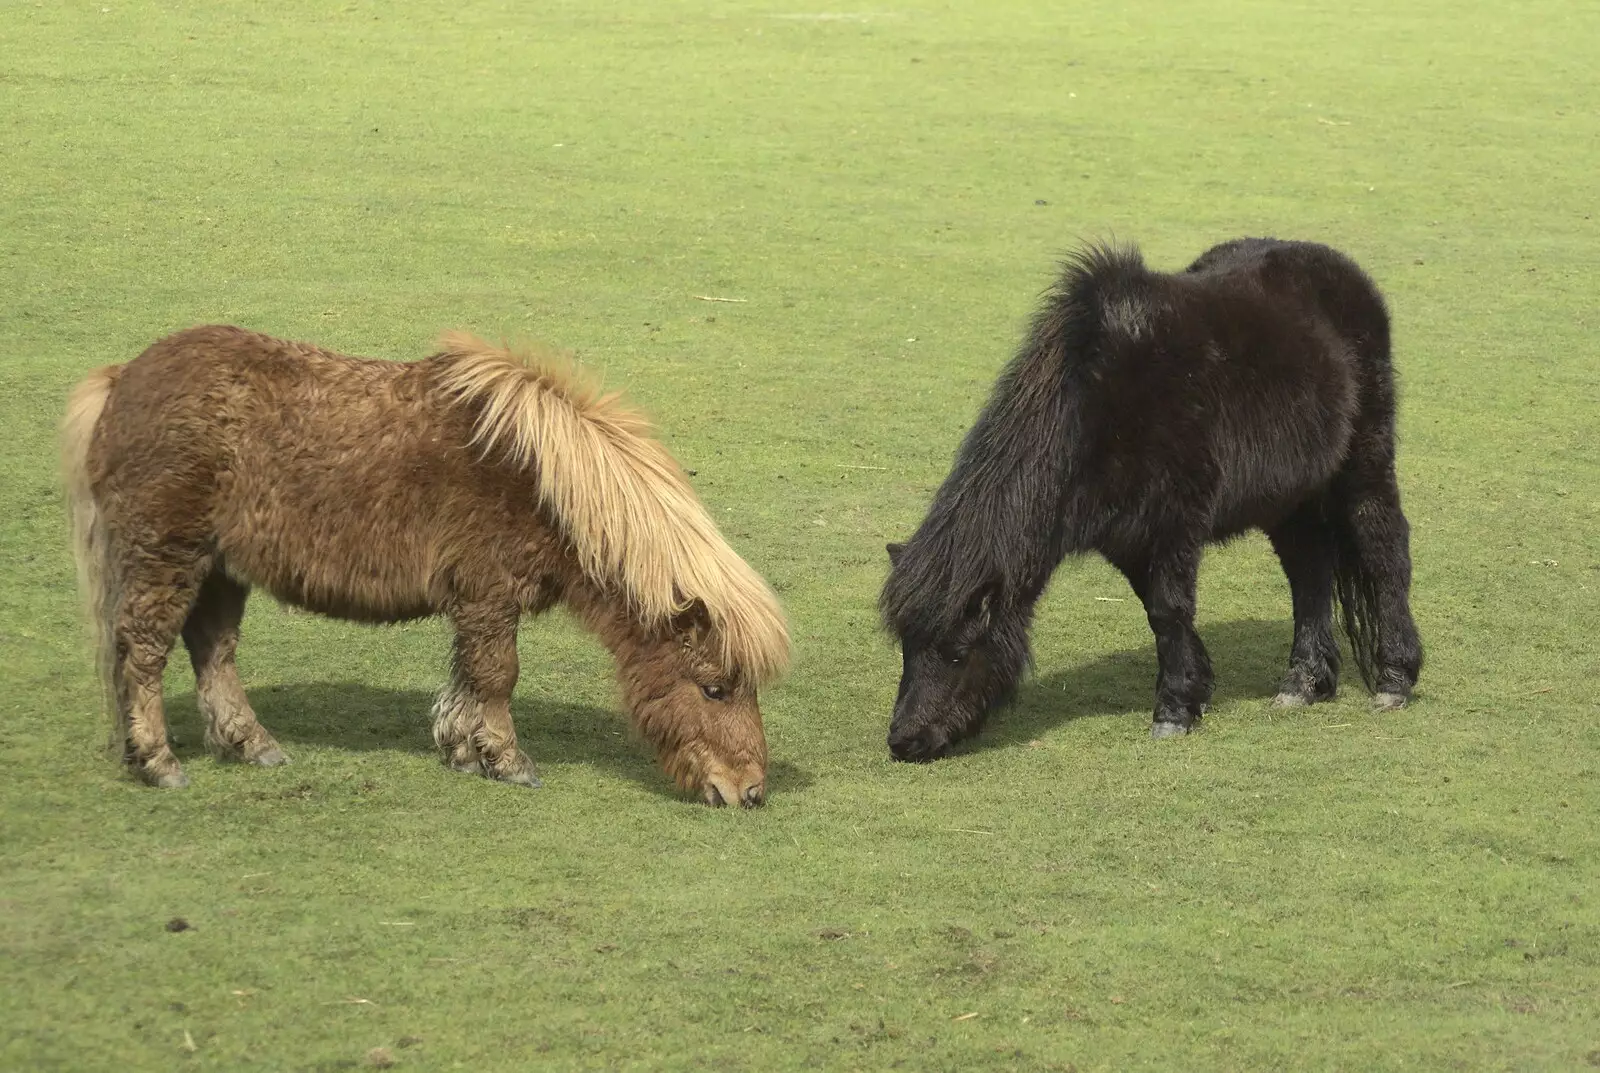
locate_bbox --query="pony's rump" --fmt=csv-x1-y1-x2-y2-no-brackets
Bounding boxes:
433,333,791,684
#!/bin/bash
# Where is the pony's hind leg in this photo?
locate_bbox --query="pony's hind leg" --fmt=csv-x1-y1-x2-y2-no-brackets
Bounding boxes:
434,600,540,788
182,569,286,766
1120,545,1214,738
113,549,214,788
1333,466,1423,710
1267,503,1342,707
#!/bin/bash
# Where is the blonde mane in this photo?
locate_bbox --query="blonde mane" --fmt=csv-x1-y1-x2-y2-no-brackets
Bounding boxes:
434,333,791,685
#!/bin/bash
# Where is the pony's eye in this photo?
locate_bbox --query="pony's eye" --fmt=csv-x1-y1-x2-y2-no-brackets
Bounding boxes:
700,684,727,701
946,653,964,667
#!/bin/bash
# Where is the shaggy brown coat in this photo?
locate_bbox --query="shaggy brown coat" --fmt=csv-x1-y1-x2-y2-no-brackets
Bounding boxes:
63,326,790,806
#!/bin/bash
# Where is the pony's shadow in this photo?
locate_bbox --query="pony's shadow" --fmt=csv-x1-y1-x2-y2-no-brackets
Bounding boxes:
960,616,1294,751
166,683,814,799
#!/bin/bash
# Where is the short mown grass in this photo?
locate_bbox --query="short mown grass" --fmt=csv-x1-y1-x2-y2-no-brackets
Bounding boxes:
1,2,1596,1069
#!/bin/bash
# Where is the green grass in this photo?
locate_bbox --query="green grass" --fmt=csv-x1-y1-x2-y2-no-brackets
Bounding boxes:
2,1,1597,1069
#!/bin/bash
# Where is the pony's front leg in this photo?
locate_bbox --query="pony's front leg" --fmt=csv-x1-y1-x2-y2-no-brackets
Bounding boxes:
431,679,486,775
1142,546,1214,738
435,601,540,788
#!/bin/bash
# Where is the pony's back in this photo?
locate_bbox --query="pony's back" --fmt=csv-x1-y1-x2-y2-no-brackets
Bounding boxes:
1184,237,1392,374
1055,240,1378,548
91,327,484,622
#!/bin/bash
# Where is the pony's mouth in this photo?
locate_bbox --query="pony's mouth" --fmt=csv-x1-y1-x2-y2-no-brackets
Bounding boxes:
887,724,953,763
703,776,766,809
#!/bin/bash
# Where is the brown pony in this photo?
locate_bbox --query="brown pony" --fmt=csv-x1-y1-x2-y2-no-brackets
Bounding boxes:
62,326,791,806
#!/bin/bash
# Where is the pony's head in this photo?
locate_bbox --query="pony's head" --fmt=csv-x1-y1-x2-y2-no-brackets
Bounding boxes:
436,334,790,804
618,601,770,807
882,542,1031,761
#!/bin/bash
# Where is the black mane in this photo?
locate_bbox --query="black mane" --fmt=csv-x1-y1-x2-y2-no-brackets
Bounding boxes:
880,242,1143,640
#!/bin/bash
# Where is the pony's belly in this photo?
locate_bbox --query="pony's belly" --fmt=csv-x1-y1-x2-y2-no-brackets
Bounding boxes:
222,550,437,625
1208,422,1348,537
1209,473,1335,539
1209,499,1298,541
267,581,435,624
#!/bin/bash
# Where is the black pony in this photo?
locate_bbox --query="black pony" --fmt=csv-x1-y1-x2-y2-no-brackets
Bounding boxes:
881,238,1422,760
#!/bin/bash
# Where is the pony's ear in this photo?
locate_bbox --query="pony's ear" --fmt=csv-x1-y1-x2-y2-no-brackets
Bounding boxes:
670,598,712,645
964,582,1001,629
886,542,906,566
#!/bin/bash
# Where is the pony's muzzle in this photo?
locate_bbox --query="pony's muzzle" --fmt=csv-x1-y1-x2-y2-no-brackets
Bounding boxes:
887,725,949,763
703,780,766,808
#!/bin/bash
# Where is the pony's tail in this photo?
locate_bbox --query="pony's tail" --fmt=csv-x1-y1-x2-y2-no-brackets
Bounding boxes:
62,366,122,743
1330,515,1382,692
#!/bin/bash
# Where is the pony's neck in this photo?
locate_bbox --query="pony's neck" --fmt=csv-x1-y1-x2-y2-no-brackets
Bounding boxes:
562,576,654,670
883,338,1078,641
560,576,716,793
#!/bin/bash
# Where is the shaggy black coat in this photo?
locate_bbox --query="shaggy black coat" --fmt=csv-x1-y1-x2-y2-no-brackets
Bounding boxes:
881,238,1423,760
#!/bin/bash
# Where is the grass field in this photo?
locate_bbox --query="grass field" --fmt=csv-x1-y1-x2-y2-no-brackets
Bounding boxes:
3,2,1597,1069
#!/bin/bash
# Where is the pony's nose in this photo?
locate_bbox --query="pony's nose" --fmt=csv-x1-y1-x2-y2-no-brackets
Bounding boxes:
888,726,944,763
740,783,766,808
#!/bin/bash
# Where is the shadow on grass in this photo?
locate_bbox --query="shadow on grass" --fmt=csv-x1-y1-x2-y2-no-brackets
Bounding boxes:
165,682,814,800
954,616,1295,753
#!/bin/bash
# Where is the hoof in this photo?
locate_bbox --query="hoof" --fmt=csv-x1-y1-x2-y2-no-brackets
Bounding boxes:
1150,720,1191,740
248,744,289,767
442,742,484,775
487,751,542,788
1275,665,1336,707
131,751,189,788
491,767,542,789
211,731,290,767
1373,692,1408,711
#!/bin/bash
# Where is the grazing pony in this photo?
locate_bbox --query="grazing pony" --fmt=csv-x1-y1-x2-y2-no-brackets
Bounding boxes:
63,326,790,805
881,238,1422,759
